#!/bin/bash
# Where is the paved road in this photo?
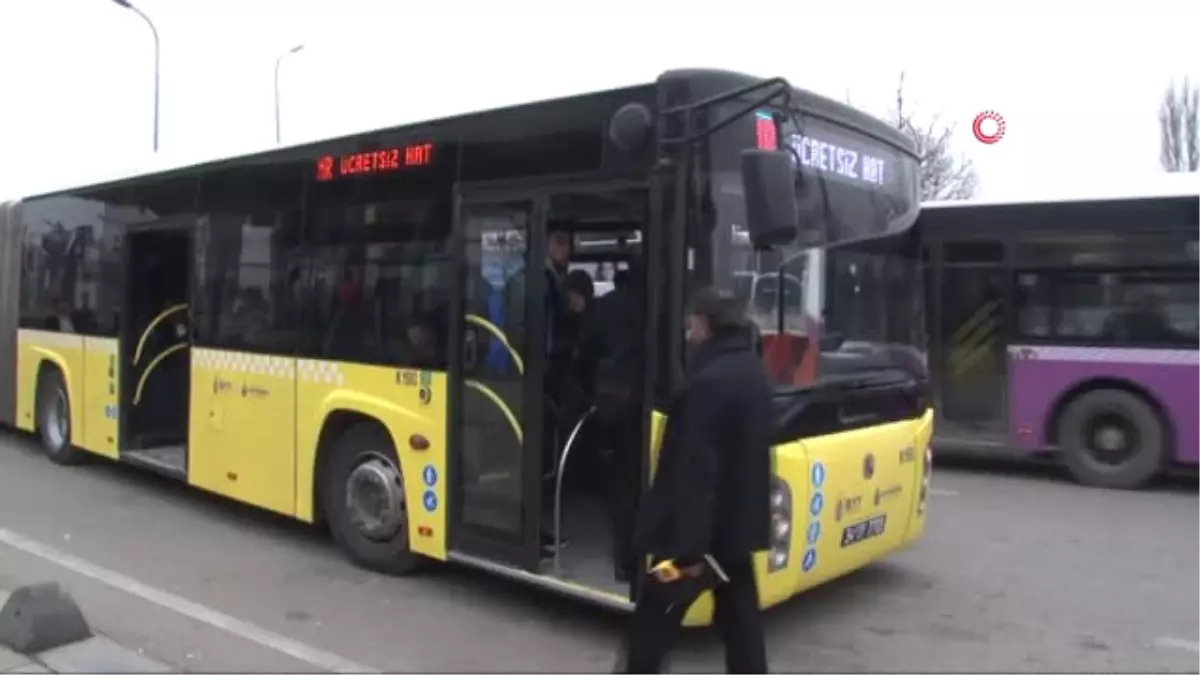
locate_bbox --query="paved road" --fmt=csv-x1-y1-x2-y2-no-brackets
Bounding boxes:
1,429,1196,673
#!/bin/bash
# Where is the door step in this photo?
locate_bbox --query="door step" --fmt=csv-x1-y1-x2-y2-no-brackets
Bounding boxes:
123,445,187,478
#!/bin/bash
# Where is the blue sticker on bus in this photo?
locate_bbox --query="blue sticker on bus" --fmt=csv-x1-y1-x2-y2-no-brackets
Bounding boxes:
422,464,438,487
809,492,824,517
422,490,438,512
802,548,818,572
811,462,826,487
806,521,821,545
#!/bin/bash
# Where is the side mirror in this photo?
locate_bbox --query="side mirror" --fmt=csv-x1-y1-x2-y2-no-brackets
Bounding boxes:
818,331,845,352
740,149,799,249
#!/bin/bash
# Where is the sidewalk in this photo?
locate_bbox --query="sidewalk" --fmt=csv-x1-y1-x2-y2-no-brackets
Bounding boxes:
1,644,50,674
0,582,168,674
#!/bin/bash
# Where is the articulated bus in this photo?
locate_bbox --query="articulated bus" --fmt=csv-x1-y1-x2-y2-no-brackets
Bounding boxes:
0,69,933,624
920,187,1199,489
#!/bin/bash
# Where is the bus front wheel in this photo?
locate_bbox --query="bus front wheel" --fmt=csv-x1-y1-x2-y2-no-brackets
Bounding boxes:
35,369,85,466
322,422,425,575
1058,389,1167,490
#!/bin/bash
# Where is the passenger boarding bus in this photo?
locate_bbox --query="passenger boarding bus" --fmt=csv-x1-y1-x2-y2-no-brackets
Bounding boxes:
920,188,1199,489
0,69,933,624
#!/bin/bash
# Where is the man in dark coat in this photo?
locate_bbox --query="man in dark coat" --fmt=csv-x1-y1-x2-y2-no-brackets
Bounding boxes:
578,256,647,583
620,286,774,674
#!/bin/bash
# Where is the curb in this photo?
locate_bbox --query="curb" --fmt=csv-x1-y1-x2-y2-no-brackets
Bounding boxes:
0,583,170,673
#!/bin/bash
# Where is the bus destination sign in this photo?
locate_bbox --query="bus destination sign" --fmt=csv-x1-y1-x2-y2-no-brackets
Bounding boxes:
315,142,435,182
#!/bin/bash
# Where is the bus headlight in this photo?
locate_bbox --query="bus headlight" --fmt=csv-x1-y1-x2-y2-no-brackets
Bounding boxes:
918,443,933,514
768,477,792,572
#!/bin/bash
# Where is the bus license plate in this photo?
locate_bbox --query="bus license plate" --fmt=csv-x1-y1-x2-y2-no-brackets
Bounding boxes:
841,514,887,547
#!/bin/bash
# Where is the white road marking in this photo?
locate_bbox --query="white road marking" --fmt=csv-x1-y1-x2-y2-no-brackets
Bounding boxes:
1154,637,1200,653
930,488,959,496
0,527,382,674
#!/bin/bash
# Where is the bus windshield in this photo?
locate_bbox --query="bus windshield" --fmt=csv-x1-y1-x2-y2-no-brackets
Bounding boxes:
707,93,925,387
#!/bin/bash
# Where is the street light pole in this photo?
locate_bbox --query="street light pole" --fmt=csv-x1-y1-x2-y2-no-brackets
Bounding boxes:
109,0,160,153
274,44,304,144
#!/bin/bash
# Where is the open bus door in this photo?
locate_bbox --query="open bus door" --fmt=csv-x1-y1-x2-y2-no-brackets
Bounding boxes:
447,189,549,571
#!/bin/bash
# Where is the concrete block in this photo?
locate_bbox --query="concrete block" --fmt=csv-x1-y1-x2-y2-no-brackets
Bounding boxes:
38,636,170,674
0,583,91,655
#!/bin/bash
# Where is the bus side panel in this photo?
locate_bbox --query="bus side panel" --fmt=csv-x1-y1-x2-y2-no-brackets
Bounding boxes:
16,330,85,437
0,202,20,429
790,419,920,586
188,349,297,516
80,337,119,458
902,408,934,544
293,361,449,561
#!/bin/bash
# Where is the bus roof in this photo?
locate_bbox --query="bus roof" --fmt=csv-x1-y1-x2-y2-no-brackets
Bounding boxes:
14,68,912,206
922,175,1199,210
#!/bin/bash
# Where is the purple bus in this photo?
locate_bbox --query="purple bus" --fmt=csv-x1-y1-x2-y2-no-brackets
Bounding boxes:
920,188,1198,489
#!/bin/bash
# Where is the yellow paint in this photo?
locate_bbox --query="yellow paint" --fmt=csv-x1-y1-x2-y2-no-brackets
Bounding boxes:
903,408,935,545
80,337,120,458
132,303,187,365
132,342,188,405
644,406,934,628
15,329,85,440
13,328,930,620
188,349,297,517
292,358,448,560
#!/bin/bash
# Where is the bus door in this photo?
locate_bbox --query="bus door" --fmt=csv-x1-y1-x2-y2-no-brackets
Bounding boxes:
447,190,548,570
930,239,1009,442
118,224,193,475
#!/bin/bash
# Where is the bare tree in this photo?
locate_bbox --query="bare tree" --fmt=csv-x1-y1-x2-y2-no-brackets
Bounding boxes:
1158,77,1199,173
887,72,979,201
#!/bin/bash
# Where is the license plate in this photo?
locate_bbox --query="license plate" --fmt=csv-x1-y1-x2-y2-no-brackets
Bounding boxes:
841,514,887,547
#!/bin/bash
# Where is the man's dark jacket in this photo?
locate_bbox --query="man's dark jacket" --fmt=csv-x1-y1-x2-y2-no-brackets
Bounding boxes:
632,334,774,562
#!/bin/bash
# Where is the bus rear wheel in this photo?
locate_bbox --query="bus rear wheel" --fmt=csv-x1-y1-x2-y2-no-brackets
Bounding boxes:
322,422,425,576
36,369,85,466
1058,389,1166,490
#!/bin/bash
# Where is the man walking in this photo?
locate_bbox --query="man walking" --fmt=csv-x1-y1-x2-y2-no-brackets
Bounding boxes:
620,286,774,674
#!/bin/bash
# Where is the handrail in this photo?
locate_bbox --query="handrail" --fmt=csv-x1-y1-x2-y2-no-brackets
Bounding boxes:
464,379,524,445
553,406,595,574
133,303,187,366
132,342,188,405
465,313,525,376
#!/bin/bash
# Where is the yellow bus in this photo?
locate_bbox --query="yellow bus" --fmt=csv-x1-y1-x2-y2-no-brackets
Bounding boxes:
0,69,933,626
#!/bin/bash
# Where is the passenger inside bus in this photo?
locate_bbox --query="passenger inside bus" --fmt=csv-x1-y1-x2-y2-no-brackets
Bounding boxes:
541,221,647,587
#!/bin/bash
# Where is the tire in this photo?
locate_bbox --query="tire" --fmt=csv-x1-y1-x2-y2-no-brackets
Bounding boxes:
1058,388,1167,490
35,369,86,466
321,422,425,575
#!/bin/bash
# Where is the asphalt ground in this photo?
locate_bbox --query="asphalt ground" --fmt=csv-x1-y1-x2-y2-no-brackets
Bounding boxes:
1,429,1196,672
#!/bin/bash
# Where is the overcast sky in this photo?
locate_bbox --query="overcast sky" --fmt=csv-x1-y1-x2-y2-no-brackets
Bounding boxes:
1,0,1196,201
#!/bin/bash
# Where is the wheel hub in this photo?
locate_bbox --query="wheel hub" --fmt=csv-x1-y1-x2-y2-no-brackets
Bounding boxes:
1085,414,1136,466
345,456,406,541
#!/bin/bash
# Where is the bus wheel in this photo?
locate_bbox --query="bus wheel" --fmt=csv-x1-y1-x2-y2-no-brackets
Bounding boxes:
36,369,85,466
1058,389,1166,490
322,423,424,575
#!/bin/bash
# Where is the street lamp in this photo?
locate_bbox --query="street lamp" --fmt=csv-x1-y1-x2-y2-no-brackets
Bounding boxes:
109,0,160,153
274,44,304,144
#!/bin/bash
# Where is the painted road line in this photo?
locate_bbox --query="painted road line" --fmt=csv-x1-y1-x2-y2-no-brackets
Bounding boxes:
0,528,382,674
1154,637,1200,653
